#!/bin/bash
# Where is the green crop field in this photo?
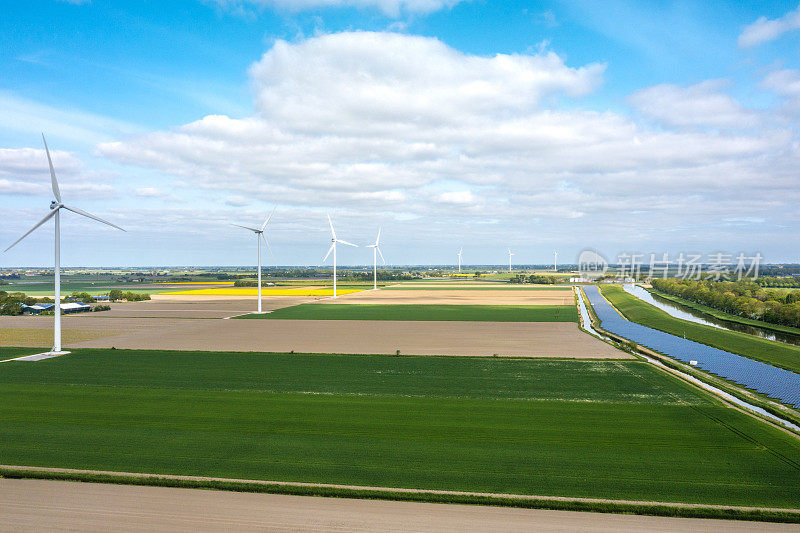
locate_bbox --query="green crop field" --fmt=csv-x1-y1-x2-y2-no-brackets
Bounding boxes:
1,349,799,513
600,285,800,374
236,304,578,322
2,281,153,296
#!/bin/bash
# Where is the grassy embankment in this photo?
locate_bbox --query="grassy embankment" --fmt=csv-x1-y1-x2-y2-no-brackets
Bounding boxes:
235,304,578,321
0,349,799,520
599,285,800,375
646,287,800,337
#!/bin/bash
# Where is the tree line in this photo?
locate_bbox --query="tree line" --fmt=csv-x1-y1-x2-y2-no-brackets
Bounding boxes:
753,276,800,288
651,278,800,329
508,274,560,284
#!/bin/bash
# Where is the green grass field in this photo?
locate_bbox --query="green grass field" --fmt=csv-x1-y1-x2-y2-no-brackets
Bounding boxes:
647,287,800,337
600,285,800,374
3,281,153,296
236,304,578,321
0,349,799,511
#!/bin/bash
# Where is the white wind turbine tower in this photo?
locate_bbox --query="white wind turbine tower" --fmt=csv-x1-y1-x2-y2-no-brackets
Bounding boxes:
554,251,558,272
323,214,357,298
4,134,125,355
457,247,463,273
508,248,514,273
231,207,276,313
365,228,385,290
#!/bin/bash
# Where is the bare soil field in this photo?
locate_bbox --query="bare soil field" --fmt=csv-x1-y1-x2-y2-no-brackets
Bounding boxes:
1,479,793,532
390,283,571,288
0,314,627,357
101,295,312,318
330,289,574,306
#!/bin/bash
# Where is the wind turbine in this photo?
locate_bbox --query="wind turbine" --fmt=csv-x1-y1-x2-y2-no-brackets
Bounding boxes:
365,228,385,290
231,207,276,313
508,248,514,273
323,214,357,298
554,251,558,272
4,134,125,354
457,247,463,273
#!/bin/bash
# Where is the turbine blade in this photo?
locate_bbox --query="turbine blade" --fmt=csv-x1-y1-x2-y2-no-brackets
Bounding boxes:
42,134,61,202
231,223,260,232
4,209,57,252
327,213,336,240
375,227,381,246
62,205,126,231
323,243,335,262
336,239,358,247
377,246,386,265
261,233,274,260
261,205,277,231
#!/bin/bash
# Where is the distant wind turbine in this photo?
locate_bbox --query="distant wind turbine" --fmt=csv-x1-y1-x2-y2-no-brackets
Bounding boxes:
323,214,357,298
365,228,385,290
554,251,558,272
457,247,463,273
508,248,514,273
231,206,276,313
4,134,125,354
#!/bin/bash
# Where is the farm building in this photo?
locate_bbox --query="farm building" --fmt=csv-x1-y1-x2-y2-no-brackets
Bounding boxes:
21,302,92,315
21,303,55,315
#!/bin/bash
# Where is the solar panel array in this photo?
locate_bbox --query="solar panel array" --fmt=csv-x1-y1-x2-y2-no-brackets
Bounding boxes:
583,285,800,408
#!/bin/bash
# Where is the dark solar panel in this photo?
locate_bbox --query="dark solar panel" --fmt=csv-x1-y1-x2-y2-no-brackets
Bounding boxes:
583,285,800,408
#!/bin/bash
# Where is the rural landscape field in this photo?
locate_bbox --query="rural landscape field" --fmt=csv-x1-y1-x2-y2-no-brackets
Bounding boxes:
4,1,800,531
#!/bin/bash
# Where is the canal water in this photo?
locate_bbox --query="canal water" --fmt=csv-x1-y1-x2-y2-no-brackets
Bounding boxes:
622,284,800,346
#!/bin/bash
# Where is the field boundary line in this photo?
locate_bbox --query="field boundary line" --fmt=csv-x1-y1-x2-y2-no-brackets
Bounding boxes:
1,464,799,518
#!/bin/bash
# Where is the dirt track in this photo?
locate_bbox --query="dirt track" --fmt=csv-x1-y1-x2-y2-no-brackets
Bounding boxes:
1,479,794,532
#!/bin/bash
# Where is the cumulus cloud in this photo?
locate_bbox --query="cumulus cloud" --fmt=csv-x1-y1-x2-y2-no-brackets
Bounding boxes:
209,0,465,16
739,4,800,47
93,31,800,260
0,147,117,199
436,191,478,205
628,80,756,129
134,187,165,197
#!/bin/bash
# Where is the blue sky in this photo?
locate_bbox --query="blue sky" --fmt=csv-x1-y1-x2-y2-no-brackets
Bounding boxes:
2,0,800,266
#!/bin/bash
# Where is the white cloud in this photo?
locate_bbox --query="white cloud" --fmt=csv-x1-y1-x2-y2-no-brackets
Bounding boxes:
762,69,800,98
628,80,755,129
249,32,605,134
739,4,800,47
91,31,800,262
225,195,250,206
134,187,165,197
209,0,465,17
436,191,478,205
0,147,117,199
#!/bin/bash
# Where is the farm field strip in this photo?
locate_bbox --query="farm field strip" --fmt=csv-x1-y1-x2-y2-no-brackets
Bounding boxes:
237,304,578,322
382,286,572,291
0,318,622,357
0,350,799,511
4,479,796,531
160,288,364,296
